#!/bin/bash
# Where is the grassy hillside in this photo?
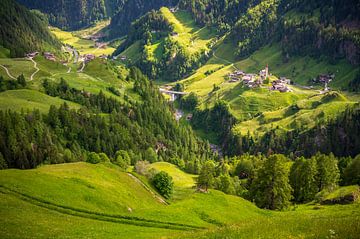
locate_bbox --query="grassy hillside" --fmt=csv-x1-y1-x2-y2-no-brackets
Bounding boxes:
1,162,359,238
160,7,217,54
0,89,80,113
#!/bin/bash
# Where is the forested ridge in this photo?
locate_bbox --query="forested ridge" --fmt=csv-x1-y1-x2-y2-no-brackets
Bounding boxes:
0,0,61,57
16,0,121,30
109,0,179,38
180,0,360,65
0,68,214,170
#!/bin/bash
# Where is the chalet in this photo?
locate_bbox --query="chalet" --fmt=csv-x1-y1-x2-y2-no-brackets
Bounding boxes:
317,74,334,84
26,52,39,58
84,54,95,63
170,7,179,13
119,55,127,61
234,70,245,76
44,52,56,61
99,54,108,60
279,77,291,85
270,80,292,92
242,74,255,82
229,77,240,83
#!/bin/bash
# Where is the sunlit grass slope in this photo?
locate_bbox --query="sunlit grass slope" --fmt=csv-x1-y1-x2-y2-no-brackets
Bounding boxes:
1,162,359,238
0,89,80,113
50,27,115,57
160,7,217,54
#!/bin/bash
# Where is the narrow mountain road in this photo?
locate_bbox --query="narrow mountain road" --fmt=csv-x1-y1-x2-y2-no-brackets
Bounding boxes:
0,64,17,80
29,57,39,81
78,61,85,73
127,173,168,205
213,52,238,70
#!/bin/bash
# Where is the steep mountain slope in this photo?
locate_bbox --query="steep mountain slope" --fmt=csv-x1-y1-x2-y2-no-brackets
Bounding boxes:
16,0,118,30
108,0,179,38
0,0,61,57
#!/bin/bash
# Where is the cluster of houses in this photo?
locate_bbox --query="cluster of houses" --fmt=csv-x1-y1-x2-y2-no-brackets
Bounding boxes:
270,77,292,93
227,67,267,88
313,74,334,91
226,65,294,92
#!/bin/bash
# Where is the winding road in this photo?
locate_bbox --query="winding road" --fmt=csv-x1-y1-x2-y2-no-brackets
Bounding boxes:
213,52,238,70
29,57,39,81
0,64,17,80
78,61,85,73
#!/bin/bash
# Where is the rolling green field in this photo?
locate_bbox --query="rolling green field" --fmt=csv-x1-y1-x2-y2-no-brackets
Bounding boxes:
0,89,80,113
0,162,359,238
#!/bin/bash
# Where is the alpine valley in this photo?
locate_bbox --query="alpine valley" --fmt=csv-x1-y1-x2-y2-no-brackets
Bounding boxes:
0,0,359,238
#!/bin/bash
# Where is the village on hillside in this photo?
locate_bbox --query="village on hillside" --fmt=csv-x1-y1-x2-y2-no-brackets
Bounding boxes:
227,65,333,93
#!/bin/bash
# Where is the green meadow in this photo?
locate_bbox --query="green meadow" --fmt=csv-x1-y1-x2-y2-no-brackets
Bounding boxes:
0,162,359,239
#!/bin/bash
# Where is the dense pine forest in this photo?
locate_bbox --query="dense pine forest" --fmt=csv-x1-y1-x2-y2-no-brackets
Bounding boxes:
0,0,61,57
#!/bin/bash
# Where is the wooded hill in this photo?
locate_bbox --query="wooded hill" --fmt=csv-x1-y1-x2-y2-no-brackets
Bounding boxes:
0,0,61,57
113,0,359,85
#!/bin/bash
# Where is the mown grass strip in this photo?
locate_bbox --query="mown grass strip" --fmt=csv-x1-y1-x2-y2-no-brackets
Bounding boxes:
0,185,205,230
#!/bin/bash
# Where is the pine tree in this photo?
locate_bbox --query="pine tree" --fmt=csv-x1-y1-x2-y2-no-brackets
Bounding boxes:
197,160,216,191
250,154,293,210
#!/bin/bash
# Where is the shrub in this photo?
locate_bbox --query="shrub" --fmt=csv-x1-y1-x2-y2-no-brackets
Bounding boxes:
114,150,131,169
87,152,101,164
152,171,173,199
98,153,110,163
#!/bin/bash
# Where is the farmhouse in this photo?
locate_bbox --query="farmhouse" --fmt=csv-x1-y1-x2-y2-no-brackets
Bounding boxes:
44,52,56,61
84,54,95,63
26,52,39,58
120,55,127,61
270,79,292,93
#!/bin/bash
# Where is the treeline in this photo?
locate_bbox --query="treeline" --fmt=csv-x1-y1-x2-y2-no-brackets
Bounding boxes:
0,0,61,57
0,68,214,169
190,100,360,158
178,0,254,33
227,103,360,158
0,75,27,92
196,153,360,210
